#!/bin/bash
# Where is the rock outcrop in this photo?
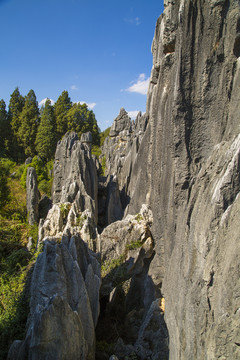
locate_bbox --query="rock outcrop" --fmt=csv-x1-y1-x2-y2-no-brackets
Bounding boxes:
9,1,240,359
101,108,149,210
104,1,240,359
26,167,39,225
52,132,98,222
8,234,101,360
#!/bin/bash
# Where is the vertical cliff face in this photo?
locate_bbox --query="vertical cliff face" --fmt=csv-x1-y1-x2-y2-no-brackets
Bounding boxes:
137,0,240,358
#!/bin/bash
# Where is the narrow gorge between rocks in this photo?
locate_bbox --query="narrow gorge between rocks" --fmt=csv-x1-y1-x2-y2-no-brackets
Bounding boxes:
8,0,240,359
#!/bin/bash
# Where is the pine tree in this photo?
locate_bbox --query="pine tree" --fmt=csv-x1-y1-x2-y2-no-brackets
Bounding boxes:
54,90,72,139
66,103,100,145
35,99,56,161
67,102,85,135
86,109,100,145
8,87,25,161
18,89,39,157
8,87,25,137
0,100,8,156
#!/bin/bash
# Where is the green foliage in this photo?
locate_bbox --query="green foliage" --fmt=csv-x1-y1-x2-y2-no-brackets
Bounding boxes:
0,100,8,156
91,145,101,158
0,169,42,360
135,213,144,223
0,162,10,211
18,90,39,157
100,155,106,176
75,212,87,227
35,99,56,161
6,249,31,272
20,156,47,188
66,102,100,145
54,90,72,139
0,158,16,175
0,268,31,360
100,126,111,146
101,254,125,278
60,203,71,220
125,239,143,251
8,87,25,137
2,88,102,162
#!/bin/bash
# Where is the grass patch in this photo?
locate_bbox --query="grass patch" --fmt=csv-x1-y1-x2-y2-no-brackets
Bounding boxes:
0,158,42,359
125,239,143,251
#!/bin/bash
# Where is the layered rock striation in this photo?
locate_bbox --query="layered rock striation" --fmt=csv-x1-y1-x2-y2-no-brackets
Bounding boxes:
52,132,98,222
9,1,240,359
107,0,240,358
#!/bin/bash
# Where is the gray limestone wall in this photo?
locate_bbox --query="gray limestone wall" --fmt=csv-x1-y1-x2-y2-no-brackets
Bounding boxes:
126,0,240,358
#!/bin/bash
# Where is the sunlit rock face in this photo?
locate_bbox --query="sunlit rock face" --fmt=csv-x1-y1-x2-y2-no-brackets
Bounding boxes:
52,131,98,222
123,0,240,358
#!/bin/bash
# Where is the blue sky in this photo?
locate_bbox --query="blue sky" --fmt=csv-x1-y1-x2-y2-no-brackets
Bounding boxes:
0,0,164,130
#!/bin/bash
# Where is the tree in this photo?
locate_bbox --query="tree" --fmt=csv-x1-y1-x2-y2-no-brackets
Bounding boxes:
8,87,25,161
8,87,25,137
0,100,8,156
66,102,100,145
0,161,10,211
18,90,39,157
35,99,56,160
54,90,72,139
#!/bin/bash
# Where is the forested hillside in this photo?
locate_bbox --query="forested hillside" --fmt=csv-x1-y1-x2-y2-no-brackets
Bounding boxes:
0,88,101,162
0,88,104,359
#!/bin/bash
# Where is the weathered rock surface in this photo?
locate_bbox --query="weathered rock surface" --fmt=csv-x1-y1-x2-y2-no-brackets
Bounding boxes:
101,108,149,210
8,234,101,360
52,132,98,222
101,1,240,359
26,167,39,225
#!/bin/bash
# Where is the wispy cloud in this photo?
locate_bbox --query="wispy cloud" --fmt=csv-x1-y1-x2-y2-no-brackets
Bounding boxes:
124,16,141,26
74,101,96,110
125,73,149,95
71,85,78,90
127,110,139,119
39,98,55,107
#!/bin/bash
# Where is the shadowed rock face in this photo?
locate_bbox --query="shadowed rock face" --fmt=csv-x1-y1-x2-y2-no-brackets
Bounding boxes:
121,1,240,359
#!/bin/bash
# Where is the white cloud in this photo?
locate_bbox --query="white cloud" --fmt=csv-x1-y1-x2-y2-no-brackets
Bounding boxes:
85,102,96,110
126,73,149,95
124,16,141,26
127,110,139,119
71,85,78,90
74,101,96,110
39,98,55,107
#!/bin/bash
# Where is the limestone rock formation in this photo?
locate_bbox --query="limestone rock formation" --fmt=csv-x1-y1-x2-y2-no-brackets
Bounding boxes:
102,1,240,359
52,132,98,222
101,109,149,210
8,234,101,360
26,167,39,225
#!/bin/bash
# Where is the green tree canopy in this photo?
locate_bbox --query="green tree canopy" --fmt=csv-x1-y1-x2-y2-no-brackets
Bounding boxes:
35,99,56,161
18,89,39,157
0,100,8,156
7,87,25,161
8,87,25,137
66,102,100,145
54,90,72,139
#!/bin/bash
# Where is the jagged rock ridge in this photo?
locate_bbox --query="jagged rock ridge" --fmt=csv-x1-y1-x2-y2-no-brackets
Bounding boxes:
9,1,240,359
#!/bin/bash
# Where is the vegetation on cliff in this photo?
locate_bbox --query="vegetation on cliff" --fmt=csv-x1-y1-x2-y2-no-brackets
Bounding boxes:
0,160,41,360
